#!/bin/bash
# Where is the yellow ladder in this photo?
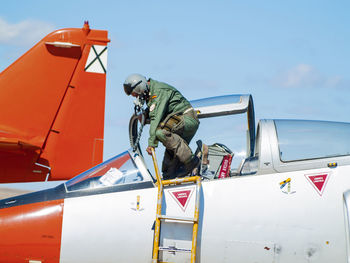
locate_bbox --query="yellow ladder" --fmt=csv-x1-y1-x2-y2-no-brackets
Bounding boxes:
151,148,201,263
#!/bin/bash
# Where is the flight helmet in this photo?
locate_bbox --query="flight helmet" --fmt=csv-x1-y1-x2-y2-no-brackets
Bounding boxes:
123,74,149,96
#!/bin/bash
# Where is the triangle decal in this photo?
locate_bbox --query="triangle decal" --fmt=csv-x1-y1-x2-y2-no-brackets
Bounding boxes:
305,173,330,196
168,187,194,211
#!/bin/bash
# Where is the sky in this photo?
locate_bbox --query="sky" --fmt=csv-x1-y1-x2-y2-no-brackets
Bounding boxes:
1,0,350,164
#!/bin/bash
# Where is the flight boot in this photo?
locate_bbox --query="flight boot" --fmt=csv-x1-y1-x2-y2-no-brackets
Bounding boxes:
174,155,200,178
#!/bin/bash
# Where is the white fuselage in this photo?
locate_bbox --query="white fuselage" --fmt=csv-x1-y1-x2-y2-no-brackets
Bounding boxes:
59,164,349,263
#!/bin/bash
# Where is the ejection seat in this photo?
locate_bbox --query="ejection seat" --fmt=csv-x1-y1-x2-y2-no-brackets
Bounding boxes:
195,140,234,180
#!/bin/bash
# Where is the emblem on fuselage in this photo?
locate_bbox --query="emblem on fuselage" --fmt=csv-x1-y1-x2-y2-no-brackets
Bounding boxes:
305,172,330,196
168,187,194,212
131,195,144,211
279,178,296,194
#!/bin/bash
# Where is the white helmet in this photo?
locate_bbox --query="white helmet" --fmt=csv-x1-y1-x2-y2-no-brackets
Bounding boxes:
123,74,149,96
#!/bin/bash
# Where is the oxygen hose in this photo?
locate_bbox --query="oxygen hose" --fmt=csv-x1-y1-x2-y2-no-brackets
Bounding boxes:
129,96,149,154
133,113,145,152
128,110,147,155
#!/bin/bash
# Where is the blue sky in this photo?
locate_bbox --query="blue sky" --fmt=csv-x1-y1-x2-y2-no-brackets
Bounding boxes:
1,0,349,161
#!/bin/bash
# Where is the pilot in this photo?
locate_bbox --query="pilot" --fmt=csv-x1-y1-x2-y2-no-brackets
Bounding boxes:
123,74,200,179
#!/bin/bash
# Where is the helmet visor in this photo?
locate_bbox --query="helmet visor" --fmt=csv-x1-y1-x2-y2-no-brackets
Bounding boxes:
123,83,133,95
123,80,143,96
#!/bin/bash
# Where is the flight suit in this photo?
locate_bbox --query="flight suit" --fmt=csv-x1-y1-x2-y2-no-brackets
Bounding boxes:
147,79,199,179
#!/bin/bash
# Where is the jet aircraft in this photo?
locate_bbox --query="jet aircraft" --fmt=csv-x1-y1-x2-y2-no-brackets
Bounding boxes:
0,22,109,183
1,94,350,262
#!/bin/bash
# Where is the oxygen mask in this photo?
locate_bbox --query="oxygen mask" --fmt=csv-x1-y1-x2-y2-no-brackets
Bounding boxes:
133,96,146,114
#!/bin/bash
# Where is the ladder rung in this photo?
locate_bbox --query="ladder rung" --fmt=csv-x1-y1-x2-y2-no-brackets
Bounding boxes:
158,215,196,223
159,247,191,253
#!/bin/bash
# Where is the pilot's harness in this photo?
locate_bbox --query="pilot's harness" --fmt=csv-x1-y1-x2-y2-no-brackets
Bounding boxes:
130,97,196,152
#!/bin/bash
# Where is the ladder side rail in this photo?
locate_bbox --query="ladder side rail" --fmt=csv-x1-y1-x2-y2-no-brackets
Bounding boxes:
191,176,202,263
151,148,164,263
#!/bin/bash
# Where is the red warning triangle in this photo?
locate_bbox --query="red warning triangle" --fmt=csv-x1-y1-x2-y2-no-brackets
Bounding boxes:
168,188,194,211
305,173,330,196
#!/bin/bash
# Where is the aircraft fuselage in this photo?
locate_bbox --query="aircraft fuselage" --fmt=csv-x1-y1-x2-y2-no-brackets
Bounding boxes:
0,164,348,262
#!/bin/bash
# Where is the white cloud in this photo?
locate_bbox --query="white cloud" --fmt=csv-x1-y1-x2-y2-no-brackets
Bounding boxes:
273,64,347,89
278,64,321,88
0,18,55,46
324,75,343,88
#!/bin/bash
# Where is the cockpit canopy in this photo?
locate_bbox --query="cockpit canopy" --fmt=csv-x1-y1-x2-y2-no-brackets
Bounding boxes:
254,119,350,174
191,94,255,157
65,150,152,192
65,94,350,193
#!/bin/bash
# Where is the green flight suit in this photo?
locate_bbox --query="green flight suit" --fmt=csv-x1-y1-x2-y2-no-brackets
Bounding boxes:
147,79,199,178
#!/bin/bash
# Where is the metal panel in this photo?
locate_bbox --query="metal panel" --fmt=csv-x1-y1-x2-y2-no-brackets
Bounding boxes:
191,94,251,118
60,188,157,263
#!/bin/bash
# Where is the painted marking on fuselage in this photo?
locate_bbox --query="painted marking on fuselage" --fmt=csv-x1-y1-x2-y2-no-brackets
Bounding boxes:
279,178,291,188
131,194,144,211
168,187,194,211
305,172,330,196
279,177,296,194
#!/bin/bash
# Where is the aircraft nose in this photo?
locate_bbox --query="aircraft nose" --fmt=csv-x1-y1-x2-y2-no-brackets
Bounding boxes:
0,199,64,262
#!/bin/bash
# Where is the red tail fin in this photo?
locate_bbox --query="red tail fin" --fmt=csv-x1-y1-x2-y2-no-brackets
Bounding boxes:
0,22,109,182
